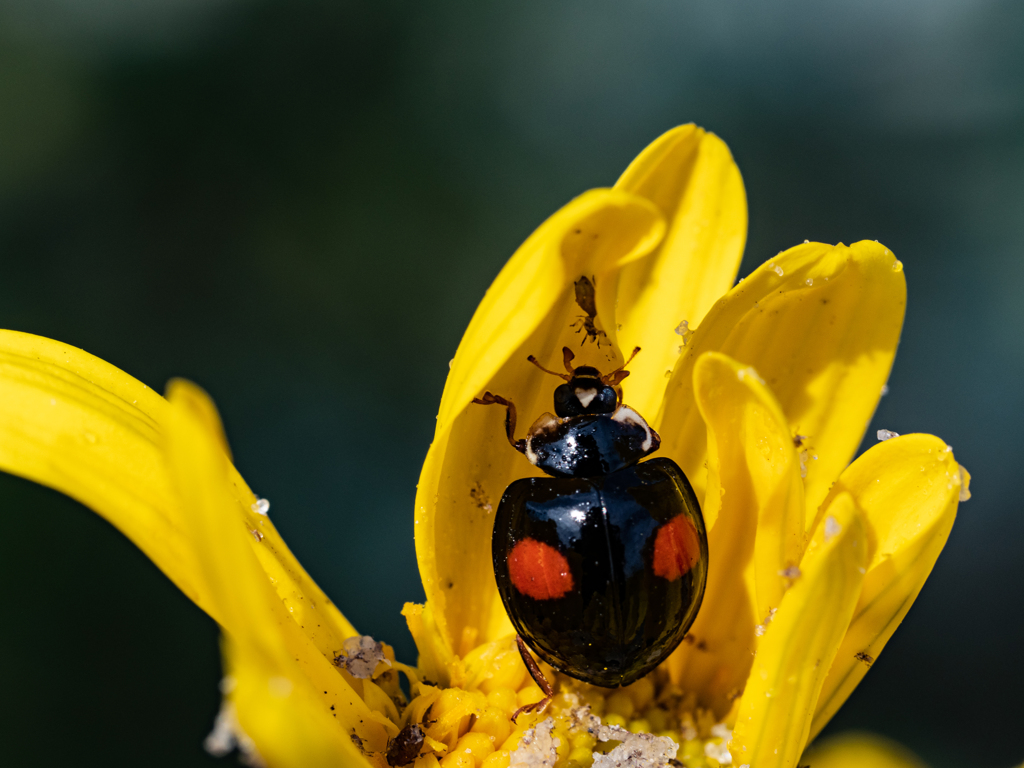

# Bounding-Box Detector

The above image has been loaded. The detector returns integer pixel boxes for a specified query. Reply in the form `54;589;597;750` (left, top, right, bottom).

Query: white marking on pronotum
525;413;560;466
612;406;654;452
575;387;598;408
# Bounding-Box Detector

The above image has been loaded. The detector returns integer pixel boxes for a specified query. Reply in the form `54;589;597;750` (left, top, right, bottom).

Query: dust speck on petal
333;635;391;679
268;676;293;698
204;700;266;767
824;515;842;542
251;498;270;515
510;718;559;768
754;607;777;637
876;429;899;441
673;320;693;349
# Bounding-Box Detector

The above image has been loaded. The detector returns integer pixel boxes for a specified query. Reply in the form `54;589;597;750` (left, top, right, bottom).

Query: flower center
354;636;737;768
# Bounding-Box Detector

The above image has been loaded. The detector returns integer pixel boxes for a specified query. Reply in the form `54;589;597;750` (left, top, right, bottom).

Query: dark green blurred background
0;1;1021;766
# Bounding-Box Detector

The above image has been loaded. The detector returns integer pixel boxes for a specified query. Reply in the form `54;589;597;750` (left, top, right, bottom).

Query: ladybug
474;346;708;714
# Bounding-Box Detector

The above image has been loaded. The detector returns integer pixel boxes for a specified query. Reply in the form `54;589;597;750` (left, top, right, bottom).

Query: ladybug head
527;347;641;419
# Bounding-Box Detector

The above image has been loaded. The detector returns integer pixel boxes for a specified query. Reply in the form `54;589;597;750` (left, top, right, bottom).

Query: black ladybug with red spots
474;346;708;714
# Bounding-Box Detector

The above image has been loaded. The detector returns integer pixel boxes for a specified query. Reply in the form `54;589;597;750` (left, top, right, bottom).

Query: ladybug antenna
601;346;641;386
527;346;576;381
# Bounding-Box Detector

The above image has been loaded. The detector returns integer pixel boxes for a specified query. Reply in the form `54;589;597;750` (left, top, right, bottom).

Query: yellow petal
417;190;666;664
731;492;867;768
224;637;373;768
613;125;748;416
658;241;906;526
809;434;960;740
437;188;665;433
802;732;929;768
165;380;380;767
667;352;805;712
0;330;359;649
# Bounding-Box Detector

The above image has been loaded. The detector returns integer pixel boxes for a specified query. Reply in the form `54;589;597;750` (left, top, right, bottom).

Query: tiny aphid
570;276;608;347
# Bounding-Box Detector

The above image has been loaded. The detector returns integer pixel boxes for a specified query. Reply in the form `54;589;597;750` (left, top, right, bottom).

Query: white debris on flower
674;320;693;353
736;367;765;385
754;607;778;637
881;383;890;396
876;429;899;441
251;498;270;515
591;728;679;768
824;515;842;542
333;635;391;679
710;723;731;740
562;705;679;768
959;464;972;502
510;718;560;768
204;700;266;767
704;739;733;765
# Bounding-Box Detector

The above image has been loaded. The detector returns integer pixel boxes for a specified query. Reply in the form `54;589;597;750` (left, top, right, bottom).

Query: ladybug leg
472;393;527;454
511;636;556;722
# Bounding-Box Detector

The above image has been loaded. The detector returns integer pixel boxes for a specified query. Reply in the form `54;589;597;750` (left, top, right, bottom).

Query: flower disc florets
370;634;737;768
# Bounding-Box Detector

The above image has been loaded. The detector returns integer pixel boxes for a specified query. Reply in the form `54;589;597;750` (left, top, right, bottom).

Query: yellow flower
0;125;967;768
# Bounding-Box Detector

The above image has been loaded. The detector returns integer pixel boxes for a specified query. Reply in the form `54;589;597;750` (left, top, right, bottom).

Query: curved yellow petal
809;433;961;740
802;732;929;768
165;381;370;768
437;188;665;432
667;352;804;713
613;125;748;417
0;331;358;674
416;190;667;667
658;240;906;525
731;492;867;768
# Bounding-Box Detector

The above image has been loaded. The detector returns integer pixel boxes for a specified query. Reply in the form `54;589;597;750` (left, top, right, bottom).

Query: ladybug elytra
474;345;708;715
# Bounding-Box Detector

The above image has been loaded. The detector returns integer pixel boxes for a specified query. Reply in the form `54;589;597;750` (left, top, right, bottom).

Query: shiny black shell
492;457;708;687
527;411;657;478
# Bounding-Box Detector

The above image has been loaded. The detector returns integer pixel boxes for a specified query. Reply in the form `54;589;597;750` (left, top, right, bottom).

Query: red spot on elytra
653;515;700;581
508;538;574;600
